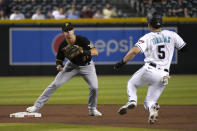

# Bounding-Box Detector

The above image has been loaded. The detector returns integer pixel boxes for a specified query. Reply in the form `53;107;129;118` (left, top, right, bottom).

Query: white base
10;112;42;118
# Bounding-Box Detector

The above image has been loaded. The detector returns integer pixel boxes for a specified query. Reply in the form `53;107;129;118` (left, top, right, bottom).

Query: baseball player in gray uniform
26;22;102;116
114;12;186;124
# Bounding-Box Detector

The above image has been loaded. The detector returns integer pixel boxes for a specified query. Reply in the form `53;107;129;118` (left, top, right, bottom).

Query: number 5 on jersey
158;45;165;59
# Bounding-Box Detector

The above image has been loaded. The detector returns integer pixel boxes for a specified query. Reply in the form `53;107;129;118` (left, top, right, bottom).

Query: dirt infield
0;105;197;131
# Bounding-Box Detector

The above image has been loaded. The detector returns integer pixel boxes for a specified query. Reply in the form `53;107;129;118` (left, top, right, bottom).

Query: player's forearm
123;52;136;63
123;46;140;63
90;48;98;56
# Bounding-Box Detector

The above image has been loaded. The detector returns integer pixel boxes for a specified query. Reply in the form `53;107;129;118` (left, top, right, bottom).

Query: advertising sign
10;27;177;65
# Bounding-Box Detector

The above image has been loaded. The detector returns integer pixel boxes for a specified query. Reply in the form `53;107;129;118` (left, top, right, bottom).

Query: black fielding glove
114;59;126;70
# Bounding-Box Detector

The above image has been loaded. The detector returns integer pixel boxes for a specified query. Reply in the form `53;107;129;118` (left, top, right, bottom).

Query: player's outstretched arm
123;46;140;63
114;46;140;70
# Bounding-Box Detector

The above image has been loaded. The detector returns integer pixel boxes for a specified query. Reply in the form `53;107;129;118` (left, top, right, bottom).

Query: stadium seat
5;0;197;19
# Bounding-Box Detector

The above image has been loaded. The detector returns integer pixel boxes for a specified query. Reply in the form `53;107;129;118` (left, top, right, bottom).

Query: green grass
0;123;176;131
0;75;197;105
0;75;196;131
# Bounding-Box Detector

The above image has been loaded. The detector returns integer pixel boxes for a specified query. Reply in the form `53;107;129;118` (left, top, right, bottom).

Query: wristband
121;59;126;64
83;50;91;56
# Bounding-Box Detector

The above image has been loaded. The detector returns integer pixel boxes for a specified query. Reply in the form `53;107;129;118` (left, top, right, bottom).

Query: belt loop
149;63;169;72
149;63;156;68
164;69;169;72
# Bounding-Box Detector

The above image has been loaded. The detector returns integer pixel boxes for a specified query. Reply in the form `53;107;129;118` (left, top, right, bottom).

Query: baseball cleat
118;100;136;115
26;106;39;113
89;109;102;116
148;103;160;124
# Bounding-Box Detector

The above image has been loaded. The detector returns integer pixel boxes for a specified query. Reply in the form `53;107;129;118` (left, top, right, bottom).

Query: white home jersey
135;30;186;70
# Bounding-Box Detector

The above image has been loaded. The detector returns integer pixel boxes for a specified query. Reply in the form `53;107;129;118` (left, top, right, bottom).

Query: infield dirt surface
0;105;196;131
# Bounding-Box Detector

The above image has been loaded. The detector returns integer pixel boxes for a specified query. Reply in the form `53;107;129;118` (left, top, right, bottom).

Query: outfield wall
0;18;196;75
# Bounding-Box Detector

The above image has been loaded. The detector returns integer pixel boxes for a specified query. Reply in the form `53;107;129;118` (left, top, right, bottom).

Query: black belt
149;63;169;72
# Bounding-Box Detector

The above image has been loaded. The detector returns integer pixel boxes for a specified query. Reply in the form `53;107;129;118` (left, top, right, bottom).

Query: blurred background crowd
0;0;197;20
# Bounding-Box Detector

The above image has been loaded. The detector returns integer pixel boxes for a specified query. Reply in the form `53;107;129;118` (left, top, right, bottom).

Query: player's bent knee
89;83;98;89
48;82;61;89
127;81;137;89
89;86;98;92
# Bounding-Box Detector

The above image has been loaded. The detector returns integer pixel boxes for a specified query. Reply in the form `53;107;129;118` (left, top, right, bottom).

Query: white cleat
26;106;39;113
148;103;160;124
118;100;136;115
89;109;102;116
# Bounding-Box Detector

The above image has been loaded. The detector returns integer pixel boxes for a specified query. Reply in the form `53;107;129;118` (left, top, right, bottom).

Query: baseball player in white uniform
114;12;186;124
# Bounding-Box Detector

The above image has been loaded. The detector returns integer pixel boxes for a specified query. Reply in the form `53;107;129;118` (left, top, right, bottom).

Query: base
10;112;42;118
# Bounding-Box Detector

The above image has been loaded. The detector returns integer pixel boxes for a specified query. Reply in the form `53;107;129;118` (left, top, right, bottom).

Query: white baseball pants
127;63;169;110
34;60;98;110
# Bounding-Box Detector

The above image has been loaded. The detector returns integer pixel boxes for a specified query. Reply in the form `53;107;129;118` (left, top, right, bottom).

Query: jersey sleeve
135;36;147;53
56;41;66;66
79;36;92;50
173;32;186;50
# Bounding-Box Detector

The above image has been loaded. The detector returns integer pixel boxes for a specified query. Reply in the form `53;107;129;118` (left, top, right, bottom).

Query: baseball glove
62;44;83;60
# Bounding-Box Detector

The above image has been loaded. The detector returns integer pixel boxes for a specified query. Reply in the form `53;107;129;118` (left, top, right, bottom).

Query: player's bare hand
56;65;63;71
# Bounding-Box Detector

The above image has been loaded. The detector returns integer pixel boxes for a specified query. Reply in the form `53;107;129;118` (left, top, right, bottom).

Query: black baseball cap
62;22;74;32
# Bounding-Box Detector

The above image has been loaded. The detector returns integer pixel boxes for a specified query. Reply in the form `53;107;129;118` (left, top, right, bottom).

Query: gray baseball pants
34;60;98;110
